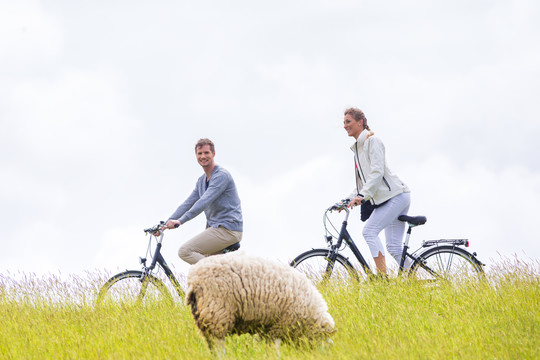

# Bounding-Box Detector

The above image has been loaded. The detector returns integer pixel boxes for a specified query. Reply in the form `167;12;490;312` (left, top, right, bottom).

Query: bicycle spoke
291;249;363;285
409;246;483;283
97;271;174;306
445;250;455;275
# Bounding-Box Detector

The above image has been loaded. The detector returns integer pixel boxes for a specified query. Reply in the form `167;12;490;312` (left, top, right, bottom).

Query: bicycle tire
408;246;484;282
96;270;174;306
290;249;362;285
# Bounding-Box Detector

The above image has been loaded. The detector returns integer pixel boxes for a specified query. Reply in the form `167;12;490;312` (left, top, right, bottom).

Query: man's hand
348;196;364;209
165;219;181;229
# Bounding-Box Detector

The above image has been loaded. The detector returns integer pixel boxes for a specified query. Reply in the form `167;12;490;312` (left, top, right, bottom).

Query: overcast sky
1;0;539;280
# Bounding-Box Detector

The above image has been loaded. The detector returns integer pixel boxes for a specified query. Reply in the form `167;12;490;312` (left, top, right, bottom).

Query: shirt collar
350;129;371;151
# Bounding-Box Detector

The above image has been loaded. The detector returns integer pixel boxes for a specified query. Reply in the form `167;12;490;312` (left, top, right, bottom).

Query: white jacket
347;129;409;205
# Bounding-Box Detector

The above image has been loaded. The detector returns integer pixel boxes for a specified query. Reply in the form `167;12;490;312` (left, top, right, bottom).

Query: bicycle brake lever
331;199;350;211
328;203;341;211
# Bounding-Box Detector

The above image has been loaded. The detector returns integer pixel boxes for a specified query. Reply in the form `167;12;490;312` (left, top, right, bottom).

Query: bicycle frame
141;231;184;299
326;205;477;280
98;222;245;306
331;209;374;276
398;220;419;272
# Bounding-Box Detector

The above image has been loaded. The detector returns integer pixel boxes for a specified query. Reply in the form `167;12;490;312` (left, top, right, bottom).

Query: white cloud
1;0;539;279
231;156;355;261
7;68;140;162
2;220;66;273
92;225;150;272
0;0;63;70
404;154;540;268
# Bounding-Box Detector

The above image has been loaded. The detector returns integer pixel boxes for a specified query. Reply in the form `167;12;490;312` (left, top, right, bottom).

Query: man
163;138;243;264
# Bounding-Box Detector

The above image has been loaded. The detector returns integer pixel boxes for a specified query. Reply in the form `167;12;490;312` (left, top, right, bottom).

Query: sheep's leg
206;337;226;358
273;338;282;358
317;336;334;352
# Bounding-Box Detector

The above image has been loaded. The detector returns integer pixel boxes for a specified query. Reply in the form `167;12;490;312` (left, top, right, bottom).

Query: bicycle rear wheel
290;249;361;285
408;246;484;282
96;270;174;306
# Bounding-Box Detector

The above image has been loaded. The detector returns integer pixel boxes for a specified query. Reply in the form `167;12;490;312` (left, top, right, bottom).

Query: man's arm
177;171;230;224
167;186;200;226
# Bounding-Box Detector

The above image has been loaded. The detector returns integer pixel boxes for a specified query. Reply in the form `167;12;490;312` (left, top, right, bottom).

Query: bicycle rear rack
422;239;469;247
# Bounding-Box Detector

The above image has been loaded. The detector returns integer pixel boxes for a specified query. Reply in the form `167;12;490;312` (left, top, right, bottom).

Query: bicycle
290;199;484;284
96;221;240;306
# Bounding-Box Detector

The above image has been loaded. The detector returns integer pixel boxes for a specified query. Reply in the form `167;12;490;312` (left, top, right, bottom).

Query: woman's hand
348;196;364;209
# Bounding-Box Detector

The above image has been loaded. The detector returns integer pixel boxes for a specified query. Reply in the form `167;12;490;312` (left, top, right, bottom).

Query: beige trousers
178;226;242;264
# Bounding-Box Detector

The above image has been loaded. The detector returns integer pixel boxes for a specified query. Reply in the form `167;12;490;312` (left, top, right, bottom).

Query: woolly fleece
186;252;335;345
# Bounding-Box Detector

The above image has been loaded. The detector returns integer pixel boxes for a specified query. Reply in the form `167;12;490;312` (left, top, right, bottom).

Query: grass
0;258;539;360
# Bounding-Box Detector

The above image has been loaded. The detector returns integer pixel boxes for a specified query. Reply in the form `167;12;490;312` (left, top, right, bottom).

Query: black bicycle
96;222;240;306
290;200;484;284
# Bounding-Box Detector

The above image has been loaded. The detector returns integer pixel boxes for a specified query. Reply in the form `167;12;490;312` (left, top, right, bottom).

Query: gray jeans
362;192;411;266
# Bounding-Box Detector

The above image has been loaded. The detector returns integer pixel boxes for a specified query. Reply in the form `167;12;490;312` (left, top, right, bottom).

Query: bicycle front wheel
409;246;484;282
96;270;174;306
290;249;361;285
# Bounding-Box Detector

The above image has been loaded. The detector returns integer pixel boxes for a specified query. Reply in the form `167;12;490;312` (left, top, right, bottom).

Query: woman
343;108;411;275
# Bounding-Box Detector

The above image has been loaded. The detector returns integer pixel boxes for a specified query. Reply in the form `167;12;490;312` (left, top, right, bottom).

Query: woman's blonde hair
344;107;370;131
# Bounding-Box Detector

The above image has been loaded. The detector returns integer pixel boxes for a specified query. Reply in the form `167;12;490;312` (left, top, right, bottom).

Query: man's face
196;144;215;169
343;114;363;139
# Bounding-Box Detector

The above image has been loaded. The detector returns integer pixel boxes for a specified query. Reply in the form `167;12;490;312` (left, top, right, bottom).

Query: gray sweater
169;164;243;232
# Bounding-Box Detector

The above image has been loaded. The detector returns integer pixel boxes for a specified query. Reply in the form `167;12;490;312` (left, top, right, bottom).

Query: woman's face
343;114;363;139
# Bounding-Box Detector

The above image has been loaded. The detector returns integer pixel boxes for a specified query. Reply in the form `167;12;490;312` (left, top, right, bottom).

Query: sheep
185;252;335;353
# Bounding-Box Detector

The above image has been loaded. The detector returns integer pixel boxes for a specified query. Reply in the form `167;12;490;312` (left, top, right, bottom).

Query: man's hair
344;107;370;131
195;138;215;153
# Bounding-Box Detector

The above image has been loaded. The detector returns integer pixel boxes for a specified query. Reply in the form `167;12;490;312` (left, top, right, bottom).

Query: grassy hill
1;258;538;359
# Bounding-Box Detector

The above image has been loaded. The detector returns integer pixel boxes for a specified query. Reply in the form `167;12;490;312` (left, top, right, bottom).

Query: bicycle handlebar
143;221;179;234
328;199;351;212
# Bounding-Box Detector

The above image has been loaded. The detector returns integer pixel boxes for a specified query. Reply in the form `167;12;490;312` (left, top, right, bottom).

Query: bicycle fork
323;247;339;278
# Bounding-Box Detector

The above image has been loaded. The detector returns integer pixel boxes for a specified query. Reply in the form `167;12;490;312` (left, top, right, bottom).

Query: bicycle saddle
398;215;427;226
222;242;241;253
